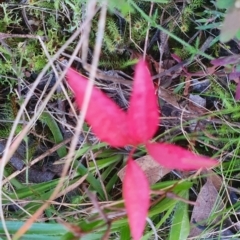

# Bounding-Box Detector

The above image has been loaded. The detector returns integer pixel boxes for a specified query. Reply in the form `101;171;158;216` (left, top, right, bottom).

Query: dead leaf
189;94;206;109
205;170;223;191
118;155;171;185
189;173;224;238
191;171;240;238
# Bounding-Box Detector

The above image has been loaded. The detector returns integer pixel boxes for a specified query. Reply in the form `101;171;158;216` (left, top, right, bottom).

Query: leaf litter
117;155;171;185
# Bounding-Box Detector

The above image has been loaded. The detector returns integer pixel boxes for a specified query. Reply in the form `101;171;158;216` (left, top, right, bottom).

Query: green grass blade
77;163;105;200
169;190;190;240
0;221;67;235
39;112;67;158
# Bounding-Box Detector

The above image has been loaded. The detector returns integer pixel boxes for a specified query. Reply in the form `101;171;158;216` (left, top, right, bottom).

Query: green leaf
119;225;131;240
88;155;122;171
196;22;221;30
216;0;235;9
169;191;190;240
142;205;175;240
107;0;134;15
0;221;67;235
77;164;105;200
39;112;67;158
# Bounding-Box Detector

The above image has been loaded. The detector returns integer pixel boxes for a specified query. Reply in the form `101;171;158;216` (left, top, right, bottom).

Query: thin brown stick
0;32;45;40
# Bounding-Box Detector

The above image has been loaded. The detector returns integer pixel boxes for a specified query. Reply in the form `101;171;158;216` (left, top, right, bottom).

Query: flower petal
66;68;130;147
147;142;218;171
123;157;150;240
127;60;159;145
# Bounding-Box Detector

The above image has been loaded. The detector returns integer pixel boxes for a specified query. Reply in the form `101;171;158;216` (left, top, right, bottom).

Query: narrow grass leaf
142;205;175;240
77;163;105;200
146;143;218;170
127;60;159;144
119;225;131;240
39;112;67;158
66;68;130;147
0;221;67;235
123;158;150;240
169;191;190;240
